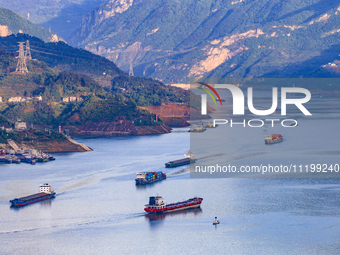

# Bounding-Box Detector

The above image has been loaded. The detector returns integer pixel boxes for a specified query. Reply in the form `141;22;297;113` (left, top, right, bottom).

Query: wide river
1;96;340;254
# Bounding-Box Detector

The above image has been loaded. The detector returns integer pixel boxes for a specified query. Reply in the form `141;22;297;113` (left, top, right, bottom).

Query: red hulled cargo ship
265;134;283;144
144;196;203;214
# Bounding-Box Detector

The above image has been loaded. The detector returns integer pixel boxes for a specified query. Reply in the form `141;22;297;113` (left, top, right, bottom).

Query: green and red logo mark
197;82;223;106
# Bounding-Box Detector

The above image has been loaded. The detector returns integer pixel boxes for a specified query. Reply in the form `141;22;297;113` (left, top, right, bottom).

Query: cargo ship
135;171;166;185
265;134;283;144
10;183;56;207
144;196;203;214
165;150;196;168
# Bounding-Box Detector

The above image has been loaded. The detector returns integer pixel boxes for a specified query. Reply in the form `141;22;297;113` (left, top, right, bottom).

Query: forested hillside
0;34;190;128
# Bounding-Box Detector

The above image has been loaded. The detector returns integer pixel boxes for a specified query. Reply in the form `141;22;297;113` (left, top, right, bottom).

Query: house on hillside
15;121;27;130
8;97;22;103
63;96;83;103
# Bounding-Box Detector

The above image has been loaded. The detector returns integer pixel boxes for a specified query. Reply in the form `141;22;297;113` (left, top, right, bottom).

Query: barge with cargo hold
10;183;56;207
135;172;166;185
165;151;196;168
144;196;203;214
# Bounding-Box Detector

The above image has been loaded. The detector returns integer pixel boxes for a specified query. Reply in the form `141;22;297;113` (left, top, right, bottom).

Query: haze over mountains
0;8;63;42
1;0;340;84
0;0;107;41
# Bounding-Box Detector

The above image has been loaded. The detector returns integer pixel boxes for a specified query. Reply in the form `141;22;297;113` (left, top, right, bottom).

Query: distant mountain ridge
69;0;340;83
0;7;63;43
0;0;107;41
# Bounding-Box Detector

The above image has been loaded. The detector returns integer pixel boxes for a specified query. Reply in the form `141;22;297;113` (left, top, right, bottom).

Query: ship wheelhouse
145;196;166;210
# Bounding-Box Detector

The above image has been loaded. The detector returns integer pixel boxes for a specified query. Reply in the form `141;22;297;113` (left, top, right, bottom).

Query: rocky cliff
70;0;340;83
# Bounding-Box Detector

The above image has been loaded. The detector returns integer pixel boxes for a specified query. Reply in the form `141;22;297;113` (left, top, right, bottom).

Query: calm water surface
1;101;340;254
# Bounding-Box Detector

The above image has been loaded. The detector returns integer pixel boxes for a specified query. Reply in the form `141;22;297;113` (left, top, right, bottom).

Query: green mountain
0;34;190;127
0;33;190;106
0;46;160;128
69;0;340;83
0;7;62;42
0;0;107;41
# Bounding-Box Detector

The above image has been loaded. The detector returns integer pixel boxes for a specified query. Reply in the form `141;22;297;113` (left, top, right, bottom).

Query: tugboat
165;150;196;168
10;183;56;207
265;134;283;144
144;196;203;214
135;172;166;185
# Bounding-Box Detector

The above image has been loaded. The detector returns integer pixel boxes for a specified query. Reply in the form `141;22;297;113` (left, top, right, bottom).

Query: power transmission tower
26;40;32;60
129;63;134;76
15;42;28;73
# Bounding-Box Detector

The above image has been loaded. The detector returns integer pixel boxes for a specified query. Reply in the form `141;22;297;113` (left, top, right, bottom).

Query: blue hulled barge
10;183;56;207
135;172;166;185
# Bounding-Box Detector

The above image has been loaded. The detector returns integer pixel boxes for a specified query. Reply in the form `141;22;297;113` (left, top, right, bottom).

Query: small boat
48;155;56;161
275;105;281;113
215;98;226;103
144;196;203;214
290;121;298;126
188;124;206;132
265;134;283;144
213;217;220;225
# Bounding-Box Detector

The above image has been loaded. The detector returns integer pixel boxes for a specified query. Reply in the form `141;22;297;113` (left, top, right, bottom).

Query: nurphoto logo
200;84;312;128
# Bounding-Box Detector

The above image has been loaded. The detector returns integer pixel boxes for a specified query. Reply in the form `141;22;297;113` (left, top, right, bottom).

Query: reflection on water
135;180;167;190
39;198;53;208
145;208;203;221
145;208;203;230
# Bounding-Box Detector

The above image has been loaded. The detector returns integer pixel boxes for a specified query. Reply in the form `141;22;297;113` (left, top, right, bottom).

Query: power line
1;44;118;67
129;63;134;76
26;40;32;60
15;42;28;73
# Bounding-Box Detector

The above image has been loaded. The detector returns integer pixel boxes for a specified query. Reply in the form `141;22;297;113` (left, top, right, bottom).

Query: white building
8;97;22;103
35;96;42;101
63;96;82;103
15;121;27;130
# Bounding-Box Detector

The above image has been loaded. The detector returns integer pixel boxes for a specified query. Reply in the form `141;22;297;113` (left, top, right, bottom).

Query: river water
1;97;340;254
